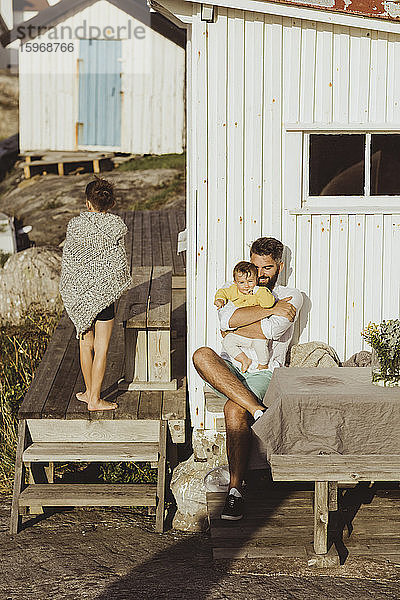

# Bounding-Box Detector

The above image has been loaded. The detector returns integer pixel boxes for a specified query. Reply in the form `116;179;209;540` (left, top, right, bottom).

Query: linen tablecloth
251;367;400;463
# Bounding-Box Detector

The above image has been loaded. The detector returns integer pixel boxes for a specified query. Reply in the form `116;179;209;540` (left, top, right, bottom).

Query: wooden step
19;484;157;507
23;442;159;463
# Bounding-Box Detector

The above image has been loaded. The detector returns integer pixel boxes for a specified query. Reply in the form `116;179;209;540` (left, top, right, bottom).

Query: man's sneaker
220;490;244;521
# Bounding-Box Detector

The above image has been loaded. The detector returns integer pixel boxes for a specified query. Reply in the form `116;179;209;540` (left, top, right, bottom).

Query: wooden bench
270;454;400;566
119;266;177;391
10;274;186;535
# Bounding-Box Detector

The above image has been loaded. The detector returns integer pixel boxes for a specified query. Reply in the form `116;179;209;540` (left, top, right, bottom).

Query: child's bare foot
239;356;252;373
87;398;118;411
76;391;89;403
257;364;269;370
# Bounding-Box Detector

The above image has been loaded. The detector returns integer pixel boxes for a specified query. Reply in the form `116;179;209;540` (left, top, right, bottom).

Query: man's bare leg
192;347;262;416
193;346;262;495
224;400;252;493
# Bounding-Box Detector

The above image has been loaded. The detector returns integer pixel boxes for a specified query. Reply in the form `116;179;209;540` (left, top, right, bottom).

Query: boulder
170;454;210;532
171;430;228;532
0;247;63;325
290;341;341;367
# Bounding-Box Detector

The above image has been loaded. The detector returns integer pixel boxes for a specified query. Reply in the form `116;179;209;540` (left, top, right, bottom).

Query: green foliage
362;319;400;382
0;250;11;268
138;171;185;211
99;462;157;484
0;307;62;492
117;153;185;172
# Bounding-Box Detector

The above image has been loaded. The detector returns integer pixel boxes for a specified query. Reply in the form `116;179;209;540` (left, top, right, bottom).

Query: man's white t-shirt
218;284;303;371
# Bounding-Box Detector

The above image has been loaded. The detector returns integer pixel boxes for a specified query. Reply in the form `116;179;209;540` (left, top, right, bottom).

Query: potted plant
361;320;400;387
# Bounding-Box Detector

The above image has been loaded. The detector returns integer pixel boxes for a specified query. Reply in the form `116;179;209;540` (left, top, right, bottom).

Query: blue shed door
78;39;122;147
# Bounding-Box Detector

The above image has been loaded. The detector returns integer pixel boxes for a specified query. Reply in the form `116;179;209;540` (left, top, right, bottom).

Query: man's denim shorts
206;359;273;406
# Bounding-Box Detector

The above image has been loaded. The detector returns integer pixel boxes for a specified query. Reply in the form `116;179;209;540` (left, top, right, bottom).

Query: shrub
0;308;61;492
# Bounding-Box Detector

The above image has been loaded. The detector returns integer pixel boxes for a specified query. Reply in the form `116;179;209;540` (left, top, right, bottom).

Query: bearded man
192;237;303;520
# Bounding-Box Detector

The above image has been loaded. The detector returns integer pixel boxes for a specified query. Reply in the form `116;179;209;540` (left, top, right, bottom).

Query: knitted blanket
59;211;132;339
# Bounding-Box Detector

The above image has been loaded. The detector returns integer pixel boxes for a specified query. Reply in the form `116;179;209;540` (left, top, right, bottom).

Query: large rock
0;169;181;247
171;430;227;532
290;341;341;367
0;247;63;325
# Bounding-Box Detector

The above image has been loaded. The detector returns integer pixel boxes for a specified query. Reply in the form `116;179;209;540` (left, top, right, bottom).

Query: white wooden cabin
3;0;185;153
151;0;400;431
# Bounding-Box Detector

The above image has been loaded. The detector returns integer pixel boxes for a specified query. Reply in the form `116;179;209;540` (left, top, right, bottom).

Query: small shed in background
152;0;400;431
2;0;186;154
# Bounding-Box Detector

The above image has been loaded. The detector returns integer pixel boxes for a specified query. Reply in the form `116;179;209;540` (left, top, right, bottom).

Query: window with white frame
303;132;400;207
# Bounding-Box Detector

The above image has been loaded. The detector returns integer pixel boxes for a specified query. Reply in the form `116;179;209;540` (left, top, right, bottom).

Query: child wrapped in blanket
214;261;276;373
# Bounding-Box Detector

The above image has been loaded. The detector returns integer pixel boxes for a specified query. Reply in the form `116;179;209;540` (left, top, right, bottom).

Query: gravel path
1;496;399;600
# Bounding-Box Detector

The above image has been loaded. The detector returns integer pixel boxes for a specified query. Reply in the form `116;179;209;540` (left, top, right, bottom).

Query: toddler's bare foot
239;356;252;373
76;391;89;403
257;364;269;370
87;398;118;411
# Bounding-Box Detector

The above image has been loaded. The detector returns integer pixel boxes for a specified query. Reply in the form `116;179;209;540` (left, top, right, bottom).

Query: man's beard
258;269;279;291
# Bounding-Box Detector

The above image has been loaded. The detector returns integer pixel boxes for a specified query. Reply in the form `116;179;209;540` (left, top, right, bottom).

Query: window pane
371;134;400;195
309;134;365;196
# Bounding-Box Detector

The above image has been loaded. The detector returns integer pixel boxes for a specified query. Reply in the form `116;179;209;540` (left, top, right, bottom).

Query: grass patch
0;307;62;492
136;171;185;211
100;462;157;484
118;153;186;172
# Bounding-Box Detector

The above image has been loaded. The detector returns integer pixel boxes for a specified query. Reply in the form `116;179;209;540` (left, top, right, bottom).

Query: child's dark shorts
94;302;115;322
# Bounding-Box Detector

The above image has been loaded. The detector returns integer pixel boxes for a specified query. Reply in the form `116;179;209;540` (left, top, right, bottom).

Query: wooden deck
18;207;186;425
120;208;186;281
12;207;187;534
207;481;400;568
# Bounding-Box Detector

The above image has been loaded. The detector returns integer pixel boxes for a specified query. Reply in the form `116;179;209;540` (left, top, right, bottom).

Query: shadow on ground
1;492;400;600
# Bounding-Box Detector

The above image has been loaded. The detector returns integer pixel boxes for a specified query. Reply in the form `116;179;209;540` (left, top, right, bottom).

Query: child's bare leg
88;319;118;411
77;328;95;403
222;333;254;373
234;351;253;373
252;339;270;371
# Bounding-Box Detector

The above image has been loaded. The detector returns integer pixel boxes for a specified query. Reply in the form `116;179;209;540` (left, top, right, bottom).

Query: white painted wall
19;0;185;153
186;7;400;428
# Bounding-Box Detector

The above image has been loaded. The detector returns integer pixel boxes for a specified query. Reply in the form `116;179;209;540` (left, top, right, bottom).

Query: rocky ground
0;165;184;248
0;495;399;600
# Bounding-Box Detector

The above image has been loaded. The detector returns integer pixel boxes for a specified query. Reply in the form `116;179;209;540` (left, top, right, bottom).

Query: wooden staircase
11;410;174;535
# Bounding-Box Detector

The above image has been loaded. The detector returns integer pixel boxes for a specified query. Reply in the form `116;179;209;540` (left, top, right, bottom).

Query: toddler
214;261;275;372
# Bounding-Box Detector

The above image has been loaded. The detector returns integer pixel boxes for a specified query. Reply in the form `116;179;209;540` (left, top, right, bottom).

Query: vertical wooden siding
188;10;400;428
19;0;185;154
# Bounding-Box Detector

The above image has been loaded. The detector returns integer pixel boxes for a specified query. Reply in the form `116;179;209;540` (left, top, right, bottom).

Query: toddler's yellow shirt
215;283;275;308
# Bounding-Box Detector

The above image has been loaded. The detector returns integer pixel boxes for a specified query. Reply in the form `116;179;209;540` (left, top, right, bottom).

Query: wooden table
252;367;400;566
